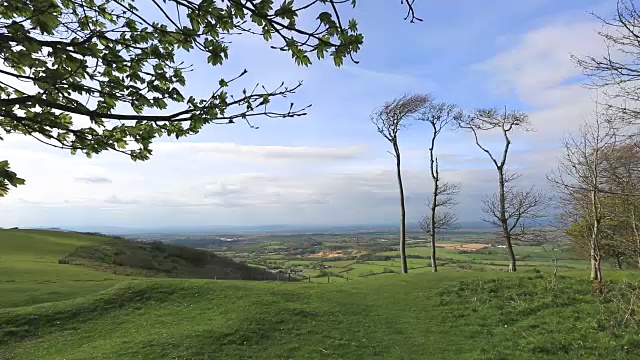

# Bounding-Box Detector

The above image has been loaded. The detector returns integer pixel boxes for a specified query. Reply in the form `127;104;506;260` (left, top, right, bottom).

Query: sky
0;0;617;229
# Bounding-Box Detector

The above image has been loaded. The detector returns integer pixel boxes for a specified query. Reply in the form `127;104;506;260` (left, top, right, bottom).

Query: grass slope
0;229;275;308
59;236;278;281
2;230;640;359
2;273;640;359
0;229;123;308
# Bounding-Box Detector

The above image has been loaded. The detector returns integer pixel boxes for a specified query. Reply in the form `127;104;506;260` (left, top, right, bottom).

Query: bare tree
572;0;640;125
371;94;431;274
457;107;532;272
417;101;461;272
548;112;619;281
481;178;550;266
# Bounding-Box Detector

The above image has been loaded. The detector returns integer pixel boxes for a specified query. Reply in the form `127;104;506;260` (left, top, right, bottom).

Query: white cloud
2;163;500;227
154;142;369;164
476;19;605;138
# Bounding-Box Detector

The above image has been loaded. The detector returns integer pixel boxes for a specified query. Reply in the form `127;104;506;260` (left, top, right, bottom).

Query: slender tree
0;0;421;195
548;113;619;281
417;101;460;272
457;107;531;272
372;94;431;274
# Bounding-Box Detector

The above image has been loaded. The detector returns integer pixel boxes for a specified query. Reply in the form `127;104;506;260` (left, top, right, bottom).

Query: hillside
1;230;640;359
58;234;278;281
0;230;276;308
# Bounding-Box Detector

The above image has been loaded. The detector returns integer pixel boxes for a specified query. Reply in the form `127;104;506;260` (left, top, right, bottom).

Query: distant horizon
13;221;505;235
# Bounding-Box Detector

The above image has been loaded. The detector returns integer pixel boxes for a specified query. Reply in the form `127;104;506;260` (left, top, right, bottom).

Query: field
2;229;640;359
191;230;593;282
437;243;489;251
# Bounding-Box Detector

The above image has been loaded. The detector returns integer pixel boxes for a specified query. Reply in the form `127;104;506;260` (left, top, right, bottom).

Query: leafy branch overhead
0;160;24;197
0;0;420;166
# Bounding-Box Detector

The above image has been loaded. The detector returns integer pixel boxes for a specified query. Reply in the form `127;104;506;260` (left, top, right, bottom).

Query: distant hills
25;221;498;236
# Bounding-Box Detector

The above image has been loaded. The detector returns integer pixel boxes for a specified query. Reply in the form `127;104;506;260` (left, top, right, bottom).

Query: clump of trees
372;96;544;274
549;0;640;282
368;0;640;284
550;113;640;280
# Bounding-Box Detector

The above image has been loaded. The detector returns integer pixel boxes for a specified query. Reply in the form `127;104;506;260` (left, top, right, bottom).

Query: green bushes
58;237;279;281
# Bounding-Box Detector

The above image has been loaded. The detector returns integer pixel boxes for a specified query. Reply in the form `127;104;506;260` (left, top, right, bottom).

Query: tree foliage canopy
0;160;24;197
0;0;420;194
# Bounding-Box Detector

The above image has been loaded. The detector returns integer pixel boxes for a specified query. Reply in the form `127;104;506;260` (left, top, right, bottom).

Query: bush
113;252;156;270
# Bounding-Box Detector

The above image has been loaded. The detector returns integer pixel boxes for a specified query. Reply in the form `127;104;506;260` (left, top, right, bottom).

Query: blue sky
0;0;615;228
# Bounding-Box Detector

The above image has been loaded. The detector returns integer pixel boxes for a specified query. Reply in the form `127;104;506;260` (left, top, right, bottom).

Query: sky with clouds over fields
0;0;618;229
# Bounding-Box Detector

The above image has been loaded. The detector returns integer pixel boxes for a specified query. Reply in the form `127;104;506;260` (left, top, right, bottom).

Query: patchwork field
436;243;489;251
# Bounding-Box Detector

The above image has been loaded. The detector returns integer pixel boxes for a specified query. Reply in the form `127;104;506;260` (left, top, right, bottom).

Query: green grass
0;229;275;308
0;230;124;308
377;245;593;270
3;273;640;359
2;229;640;359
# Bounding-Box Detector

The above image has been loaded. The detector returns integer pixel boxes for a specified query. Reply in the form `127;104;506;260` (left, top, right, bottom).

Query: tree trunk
590;216;602;281
498;168;517;272
551;251;558;289
429;130;438;273
395;144;408;274
506;235;517;272
591;248;602;281
615;255;623;270
631;207;640;268
590;183;603;282
430;194;437;273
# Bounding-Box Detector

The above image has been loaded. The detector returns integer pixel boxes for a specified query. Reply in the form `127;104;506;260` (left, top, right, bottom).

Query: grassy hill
59;234;278;281
2;229;640;359
0;229;276;308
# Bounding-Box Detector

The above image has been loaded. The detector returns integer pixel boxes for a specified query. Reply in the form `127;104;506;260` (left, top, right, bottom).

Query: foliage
371;94;432;143
59;237;280;280
0;160;24;196
554;118;640;275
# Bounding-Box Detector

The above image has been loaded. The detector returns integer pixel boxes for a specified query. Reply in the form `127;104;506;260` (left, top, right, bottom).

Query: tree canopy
0;160;24;197
0;0;420;194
